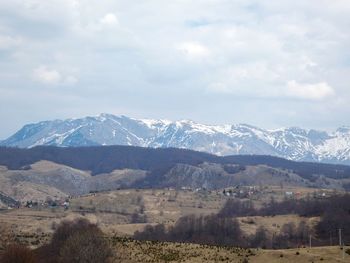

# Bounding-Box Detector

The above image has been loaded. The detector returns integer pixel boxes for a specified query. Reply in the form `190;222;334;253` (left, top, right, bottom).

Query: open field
0;187;330;248
0;187;349;263
1;209;348;262
0;208;318;247
111;238;350;263
0;187;347;262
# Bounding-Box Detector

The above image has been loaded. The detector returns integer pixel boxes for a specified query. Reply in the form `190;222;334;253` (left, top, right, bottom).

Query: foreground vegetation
1;218;113;263
1;218;349;263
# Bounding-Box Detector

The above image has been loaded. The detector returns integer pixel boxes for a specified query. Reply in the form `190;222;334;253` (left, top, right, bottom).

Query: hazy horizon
1;1;350;138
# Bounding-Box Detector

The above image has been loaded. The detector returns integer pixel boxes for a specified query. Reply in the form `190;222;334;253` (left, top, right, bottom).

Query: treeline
220;194;350;243
223;155;350;181
134;194;350;248
134;214;313;249
134;215;243;246
219;194;350;218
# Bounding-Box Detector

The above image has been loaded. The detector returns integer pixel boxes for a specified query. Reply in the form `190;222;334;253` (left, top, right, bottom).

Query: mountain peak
336;126;350;134
1;114;349;165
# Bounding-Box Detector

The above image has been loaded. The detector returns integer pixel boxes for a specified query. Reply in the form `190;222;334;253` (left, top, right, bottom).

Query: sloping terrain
141;163;347;190
2;146;350;179
0;146;350;202
2;114;350;164
0;161;146;201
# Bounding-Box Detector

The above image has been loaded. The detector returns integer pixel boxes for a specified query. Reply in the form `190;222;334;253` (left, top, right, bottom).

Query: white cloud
0;0;349;137
207;82;230;93
286;80;335;100
65;75;78;85
177;42;210;59
100;13;119;27
33;66;62;85
0;35;22;49
299;56;318;70
33;66;78;85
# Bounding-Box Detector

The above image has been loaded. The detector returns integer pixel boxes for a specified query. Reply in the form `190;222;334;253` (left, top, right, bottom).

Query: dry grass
251;246;349;263
0;187;326;248
239;214;319;236
110;237;350;263
0;187;348;262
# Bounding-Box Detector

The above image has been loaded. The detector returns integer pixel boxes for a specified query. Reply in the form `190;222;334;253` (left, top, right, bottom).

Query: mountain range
1;113;350;165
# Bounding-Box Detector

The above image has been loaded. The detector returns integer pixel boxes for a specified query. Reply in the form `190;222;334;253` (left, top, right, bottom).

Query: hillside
0;146;350;201
2;146;350;178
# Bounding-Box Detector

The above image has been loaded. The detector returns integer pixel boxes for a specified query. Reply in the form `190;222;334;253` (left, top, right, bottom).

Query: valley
1;146;350;262
2;187;316;240
1;187;348;262
2;0;349;261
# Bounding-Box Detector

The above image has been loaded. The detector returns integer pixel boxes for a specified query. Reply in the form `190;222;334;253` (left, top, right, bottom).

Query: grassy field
111;238;349;263
0;187;329;246
0;187;346;262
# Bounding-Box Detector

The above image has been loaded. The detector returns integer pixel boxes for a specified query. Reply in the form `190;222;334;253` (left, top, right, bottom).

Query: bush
37;218;113;263
59;229;112;263
1;244;36;263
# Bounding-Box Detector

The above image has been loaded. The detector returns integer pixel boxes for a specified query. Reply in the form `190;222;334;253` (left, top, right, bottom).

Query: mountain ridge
1;113;350;165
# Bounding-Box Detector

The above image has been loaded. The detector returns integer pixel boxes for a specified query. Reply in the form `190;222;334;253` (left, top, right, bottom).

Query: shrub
1;244;36;263
37;218;113;263
58;229;112;263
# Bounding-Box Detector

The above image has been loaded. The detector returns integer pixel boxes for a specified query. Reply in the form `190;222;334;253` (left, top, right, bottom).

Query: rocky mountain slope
1;113;350;164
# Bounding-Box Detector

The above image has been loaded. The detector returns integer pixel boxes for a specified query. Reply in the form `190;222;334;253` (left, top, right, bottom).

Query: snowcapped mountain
1;113;350;165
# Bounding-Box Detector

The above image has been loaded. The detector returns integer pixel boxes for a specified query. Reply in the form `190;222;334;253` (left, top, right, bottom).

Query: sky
0;0;350;139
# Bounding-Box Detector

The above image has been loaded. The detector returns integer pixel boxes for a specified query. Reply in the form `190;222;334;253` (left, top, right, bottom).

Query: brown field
111;238;349;263
0;187;346;262
0;187;327;239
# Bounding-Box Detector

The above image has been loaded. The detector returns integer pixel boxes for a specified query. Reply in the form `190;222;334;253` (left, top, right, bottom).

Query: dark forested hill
223;155;350;181
1;146;350;180
0;146;219;175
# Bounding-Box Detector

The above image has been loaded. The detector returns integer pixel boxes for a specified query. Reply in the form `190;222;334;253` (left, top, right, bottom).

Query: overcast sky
0;0;350;139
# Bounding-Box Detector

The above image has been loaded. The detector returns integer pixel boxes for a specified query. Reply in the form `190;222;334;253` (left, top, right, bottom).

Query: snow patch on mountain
1;114;350;165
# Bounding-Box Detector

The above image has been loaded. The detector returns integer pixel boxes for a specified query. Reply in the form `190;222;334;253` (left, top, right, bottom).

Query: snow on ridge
30;125;86;148
140;118;172;128
3;113;350;164
315;133;350;159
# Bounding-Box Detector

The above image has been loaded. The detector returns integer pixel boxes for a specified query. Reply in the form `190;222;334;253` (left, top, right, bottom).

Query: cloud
33;66;62;85
0;0;350;138
33;66;79;86
0;35;22;49
286;80;335;100
207;82;230;93
65;75;78;85
100;13;119;27
177;42;210;59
